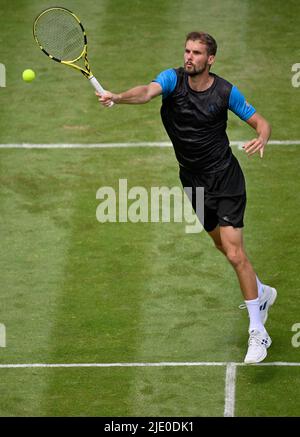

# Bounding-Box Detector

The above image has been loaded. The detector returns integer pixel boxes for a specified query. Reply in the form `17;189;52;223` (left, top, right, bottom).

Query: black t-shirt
155;68;255;173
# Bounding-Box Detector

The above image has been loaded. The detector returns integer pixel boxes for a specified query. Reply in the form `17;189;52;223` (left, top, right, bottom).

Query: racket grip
89;76;114;107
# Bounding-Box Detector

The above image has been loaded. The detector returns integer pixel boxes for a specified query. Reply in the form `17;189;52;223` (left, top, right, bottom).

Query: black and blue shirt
153;68;256;172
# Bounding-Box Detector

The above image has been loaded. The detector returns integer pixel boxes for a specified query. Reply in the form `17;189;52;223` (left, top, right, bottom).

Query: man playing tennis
97;32;277;364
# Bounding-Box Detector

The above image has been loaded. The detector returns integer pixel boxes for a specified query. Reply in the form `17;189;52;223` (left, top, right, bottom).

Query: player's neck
188;71;214;92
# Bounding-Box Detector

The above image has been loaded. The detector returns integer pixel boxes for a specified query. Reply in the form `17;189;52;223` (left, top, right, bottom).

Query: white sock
245;297;266;333
256;275;264;299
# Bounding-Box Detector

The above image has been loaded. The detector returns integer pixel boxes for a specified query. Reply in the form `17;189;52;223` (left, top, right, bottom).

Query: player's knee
226;248;246;268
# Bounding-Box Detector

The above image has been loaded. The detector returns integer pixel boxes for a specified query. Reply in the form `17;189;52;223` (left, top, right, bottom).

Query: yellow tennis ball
22;69;36;82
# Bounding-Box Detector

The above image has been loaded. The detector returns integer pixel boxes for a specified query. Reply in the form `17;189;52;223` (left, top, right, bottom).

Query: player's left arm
243;112;272;158
228;86;272;158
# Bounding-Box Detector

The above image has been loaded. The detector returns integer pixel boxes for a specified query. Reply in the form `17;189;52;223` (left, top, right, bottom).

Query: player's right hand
96;91;119;107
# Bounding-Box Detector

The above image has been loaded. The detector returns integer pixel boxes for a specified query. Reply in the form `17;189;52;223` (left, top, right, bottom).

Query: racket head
33;7;86;63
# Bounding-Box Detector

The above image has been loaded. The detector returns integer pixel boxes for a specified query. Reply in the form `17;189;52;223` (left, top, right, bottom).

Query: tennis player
97;32;277;364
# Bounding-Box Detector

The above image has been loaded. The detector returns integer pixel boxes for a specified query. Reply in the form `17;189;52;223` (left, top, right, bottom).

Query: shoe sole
244;347;267;364
262;287;277;324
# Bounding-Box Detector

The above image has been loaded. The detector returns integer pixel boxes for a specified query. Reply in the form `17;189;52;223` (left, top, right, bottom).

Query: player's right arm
97;82;162;107
97;68;177;107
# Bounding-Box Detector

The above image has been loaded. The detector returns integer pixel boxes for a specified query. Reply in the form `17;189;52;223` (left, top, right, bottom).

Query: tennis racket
33;6;113;106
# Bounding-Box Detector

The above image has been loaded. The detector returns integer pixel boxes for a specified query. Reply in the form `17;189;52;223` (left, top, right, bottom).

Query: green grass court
1;0;300;417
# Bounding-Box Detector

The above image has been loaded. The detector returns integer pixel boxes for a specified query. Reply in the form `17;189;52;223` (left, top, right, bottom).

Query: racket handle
89;76;114;107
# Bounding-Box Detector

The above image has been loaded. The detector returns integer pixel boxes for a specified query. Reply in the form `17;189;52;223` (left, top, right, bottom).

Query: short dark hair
185;32;217;56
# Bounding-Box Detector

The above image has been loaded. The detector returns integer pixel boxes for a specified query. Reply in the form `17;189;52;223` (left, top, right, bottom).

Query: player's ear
208;55;215;67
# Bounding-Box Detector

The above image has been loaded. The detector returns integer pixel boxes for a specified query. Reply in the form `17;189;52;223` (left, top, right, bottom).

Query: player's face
184;40;214;76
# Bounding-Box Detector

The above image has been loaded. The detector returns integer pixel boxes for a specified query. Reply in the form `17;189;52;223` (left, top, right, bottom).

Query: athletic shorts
179;154;247;232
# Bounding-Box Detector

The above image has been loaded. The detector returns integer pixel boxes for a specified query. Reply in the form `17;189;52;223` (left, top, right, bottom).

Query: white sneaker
259;285;277;324
244;329;272;364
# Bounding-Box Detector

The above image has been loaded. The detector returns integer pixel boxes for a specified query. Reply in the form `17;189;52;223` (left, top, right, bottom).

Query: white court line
0;361;226;368
0;142;173;149
224;363;237;417
0;141;300;149
1;361;299;417
0;361;300;368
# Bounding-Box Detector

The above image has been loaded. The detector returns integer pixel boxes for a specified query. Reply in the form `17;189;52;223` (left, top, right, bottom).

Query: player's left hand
243;137;265;158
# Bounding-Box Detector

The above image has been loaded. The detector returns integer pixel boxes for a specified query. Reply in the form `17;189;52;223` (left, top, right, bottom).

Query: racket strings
35;9;85;62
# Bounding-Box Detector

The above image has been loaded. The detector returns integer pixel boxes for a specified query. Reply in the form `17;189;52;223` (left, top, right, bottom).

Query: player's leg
207;225;226;255
208;226;270;301
219;225;273;363
208;225;270;301
209;224;264;332
219;226;258;301
208;224;276;324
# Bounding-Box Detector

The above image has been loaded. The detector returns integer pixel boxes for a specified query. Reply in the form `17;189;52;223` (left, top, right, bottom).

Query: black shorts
179;154;246;232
